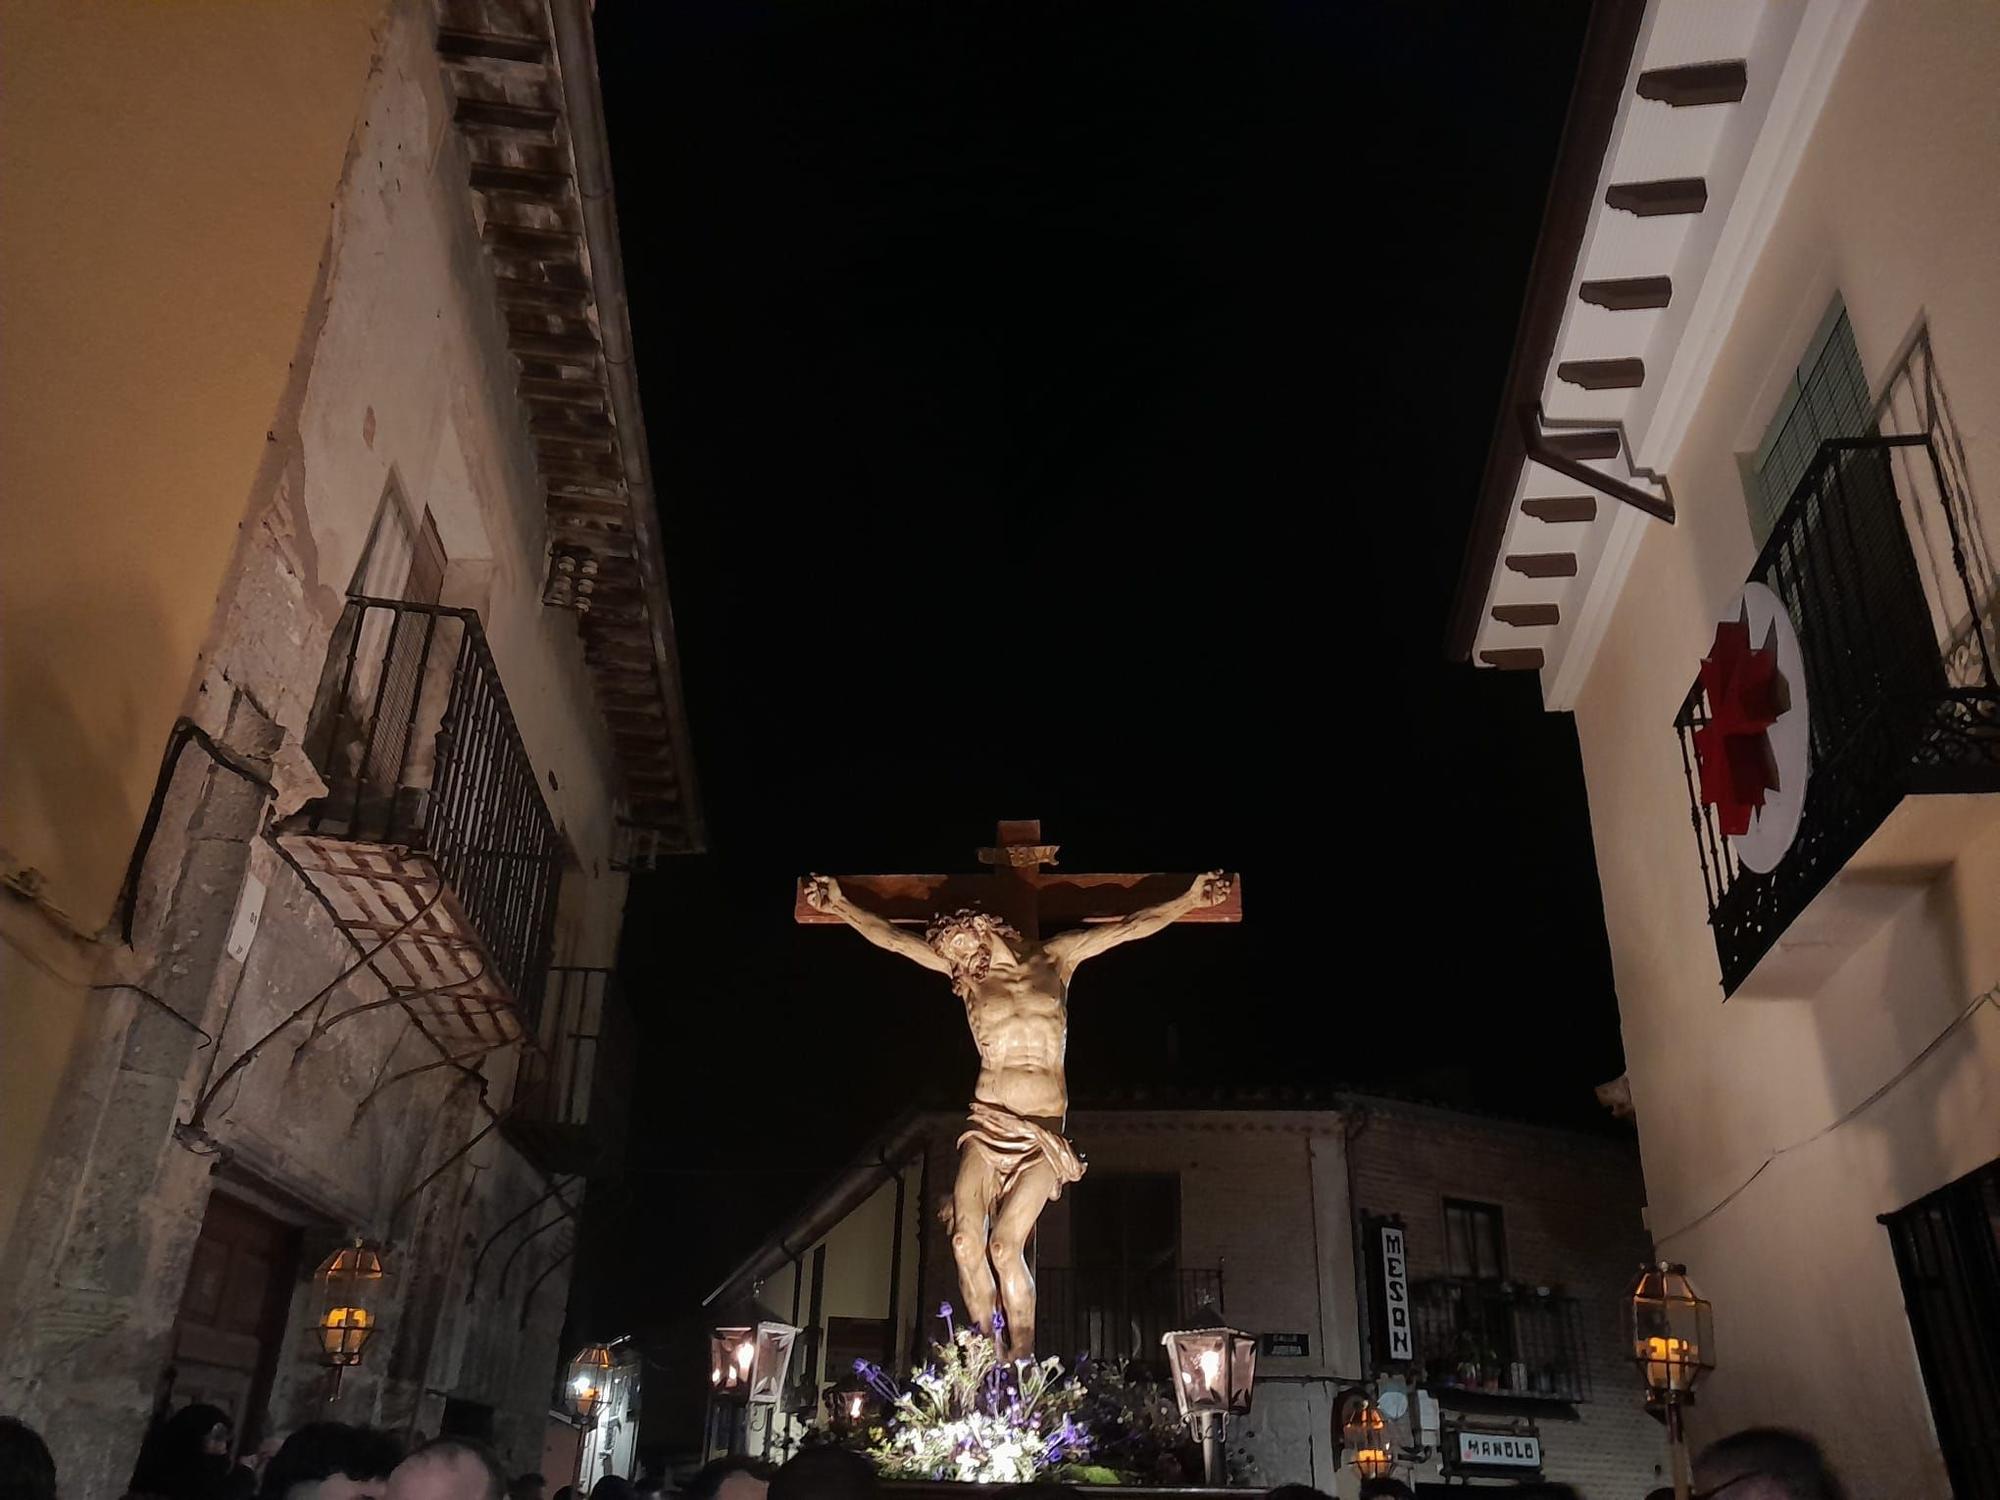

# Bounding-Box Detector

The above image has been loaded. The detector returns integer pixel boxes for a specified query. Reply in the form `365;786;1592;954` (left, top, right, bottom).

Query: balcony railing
1405;1278;1589;1402
1036;1265;1223;1368
506;967;633;1178
1676;436;2000;994
282;598;565;1042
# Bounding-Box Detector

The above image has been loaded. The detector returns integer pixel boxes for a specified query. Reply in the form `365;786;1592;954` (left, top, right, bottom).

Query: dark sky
581;0;1611;1391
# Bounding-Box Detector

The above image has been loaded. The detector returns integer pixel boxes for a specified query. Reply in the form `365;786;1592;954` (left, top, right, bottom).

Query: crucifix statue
798;819;1241;1361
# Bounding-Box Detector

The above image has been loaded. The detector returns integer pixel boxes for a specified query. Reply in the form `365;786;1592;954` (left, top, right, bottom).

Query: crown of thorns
925;908;1019;961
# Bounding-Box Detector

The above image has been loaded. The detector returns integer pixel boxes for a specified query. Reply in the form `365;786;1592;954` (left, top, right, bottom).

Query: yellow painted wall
1574;4;2000;1493
0;0;384;930
0;1;384;1251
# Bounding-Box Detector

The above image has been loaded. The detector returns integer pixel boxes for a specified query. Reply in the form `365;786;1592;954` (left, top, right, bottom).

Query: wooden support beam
1505;553;1578;579
1606;178;1708;216
454;97;561;135
470;161;574;199
1556;358;1645;390
1578;276;1673;311
1636;60;1747;106
437;28;549;65
1540;430;1621;461
1479;648;1545;670
1520;494;1598;524
1492;603;1561;627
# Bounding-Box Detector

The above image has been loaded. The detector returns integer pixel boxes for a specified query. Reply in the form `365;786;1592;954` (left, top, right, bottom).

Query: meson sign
1380;1223;1412;1360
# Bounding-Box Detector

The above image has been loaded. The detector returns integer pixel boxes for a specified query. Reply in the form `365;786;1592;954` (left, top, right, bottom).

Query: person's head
585;1481;632;1500
1693;1429;1845;1500
1357;1482;1414;1500
680;1457;774;1500
925;909;1019;982
384;1441;506;1500
508;1477;545;1500
0;1418;57;1500
260;1424;403;1500
996;1486;1079;1499
768;1448;876;1500
1268;1487;1334;1500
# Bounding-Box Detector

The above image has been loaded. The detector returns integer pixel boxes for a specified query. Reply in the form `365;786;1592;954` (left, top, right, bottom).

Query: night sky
580;0;1610;1426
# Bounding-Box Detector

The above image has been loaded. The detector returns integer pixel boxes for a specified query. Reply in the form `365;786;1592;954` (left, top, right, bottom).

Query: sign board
1381;1224;1412;1360
1261;1332;1310;1358
1457;1431;1541;1468
1443;1423;1543;1479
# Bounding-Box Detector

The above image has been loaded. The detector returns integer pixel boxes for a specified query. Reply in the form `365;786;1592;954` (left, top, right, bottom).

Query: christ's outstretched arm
1044;871;1232;979
803;875;954;976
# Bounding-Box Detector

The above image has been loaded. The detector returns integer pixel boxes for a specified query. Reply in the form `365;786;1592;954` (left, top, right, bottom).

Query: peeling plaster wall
0;3;631;1487
0;0;386;1300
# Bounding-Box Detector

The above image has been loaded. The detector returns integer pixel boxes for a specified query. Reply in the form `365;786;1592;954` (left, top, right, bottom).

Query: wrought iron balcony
1675;436;2000;995
505;967;632;1178
279;598;565;1045
1405;1278;1589;1403
1036;1264;1224;1368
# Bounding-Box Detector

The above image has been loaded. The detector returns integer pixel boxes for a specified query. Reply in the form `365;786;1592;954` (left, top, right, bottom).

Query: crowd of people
0;1406;1849;1500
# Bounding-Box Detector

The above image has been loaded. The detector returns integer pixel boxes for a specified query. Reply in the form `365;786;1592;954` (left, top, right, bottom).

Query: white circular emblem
1730;581;1811;874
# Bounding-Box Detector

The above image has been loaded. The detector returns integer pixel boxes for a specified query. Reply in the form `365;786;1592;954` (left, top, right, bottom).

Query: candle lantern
313;1241;389;1396
1343;1398;1395;1480
566;1343;616;1421
1161;1326;1259;1485
710;1322;798;1404
710;1326;756;1399
1626;1262;1715;1500
828;1371;877;1430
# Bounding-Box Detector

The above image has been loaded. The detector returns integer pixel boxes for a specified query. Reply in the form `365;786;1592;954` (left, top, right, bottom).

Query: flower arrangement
852;1305;1096;1485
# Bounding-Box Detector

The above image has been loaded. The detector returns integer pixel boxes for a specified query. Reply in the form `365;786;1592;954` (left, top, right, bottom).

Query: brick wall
1347;1097;1664;1500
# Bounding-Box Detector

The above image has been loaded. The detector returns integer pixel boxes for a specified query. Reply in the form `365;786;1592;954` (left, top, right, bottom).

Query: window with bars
1881;1157;2000;1498
1741;301;1874;547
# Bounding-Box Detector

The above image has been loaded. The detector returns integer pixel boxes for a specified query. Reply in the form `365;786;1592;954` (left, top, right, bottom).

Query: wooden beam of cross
792;819;1243;940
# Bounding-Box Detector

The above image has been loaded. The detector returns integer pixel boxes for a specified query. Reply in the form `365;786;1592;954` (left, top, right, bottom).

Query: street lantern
313;1241;388;1397
710;1322;798;1404
1627;1263;1715;1500
710;1326;756;1398
1162;1326;1258;1485
1344;1398;1395;1481
828;1371;877;1431
566;1343;615;1421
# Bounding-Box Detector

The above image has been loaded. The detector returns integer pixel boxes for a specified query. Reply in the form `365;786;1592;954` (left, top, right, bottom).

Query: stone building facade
0;2;697;1492
706;1097;1663;1497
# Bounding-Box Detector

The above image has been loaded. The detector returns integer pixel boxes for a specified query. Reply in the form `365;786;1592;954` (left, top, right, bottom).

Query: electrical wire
1656;980;2000;1247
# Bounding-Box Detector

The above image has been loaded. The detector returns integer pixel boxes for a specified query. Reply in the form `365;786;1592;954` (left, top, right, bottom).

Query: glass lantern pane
750;1323;797;1404
1228;1333;1258;1414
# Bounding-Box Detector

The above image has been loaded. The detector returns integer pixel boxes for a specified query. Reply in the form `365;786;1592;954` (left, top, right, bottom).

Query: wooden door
167;1191;301;1448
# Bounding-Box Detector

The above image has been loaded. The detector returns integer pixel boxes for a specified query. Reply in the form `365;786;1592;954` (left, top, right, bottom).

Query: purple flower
938;1302;956;1337
990;1308;1006;1333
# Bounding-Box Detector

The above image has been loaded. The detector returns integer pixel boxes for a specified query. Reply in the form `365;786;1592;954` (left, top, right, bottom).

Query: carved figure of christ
799;824;1236;1362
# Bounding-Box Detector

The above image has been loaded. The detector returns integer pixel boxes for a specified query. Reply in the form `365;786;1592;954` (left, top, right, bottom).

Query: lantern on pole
709;1322;799;1458
566;1343;616;1422
313;1241;389;1398
1343;1397;1395;1481
1627;1262;1714;1500
1161;1326;1258;1485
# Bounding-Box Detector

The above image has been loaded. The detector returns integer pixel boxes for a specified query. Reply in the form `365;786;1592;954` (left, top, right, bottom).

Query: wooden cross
792;819;1243;940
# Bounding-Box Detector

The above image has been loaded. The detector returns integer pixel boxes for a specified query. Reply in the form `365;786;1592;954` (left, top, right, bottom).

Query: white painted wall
1574;3;2000;1493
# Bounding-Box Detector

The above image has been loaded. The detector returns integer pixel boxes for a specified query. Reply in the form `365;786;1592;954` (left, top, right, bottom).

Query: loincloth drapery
957;1101;1086;1201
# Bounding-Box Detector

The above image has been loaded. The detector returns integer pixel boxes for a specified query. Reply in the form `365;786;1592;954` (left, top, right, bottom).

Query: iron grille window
1742;303;1873;548
1674;434;2000;994
1882;1159;2000;1498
